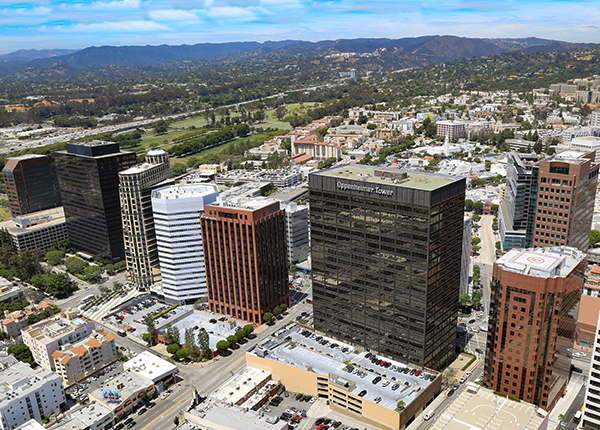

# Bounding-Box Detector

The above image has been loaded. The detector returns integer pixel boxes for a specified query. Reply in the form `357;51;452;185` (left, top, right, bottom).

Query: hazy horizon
1;0;599;55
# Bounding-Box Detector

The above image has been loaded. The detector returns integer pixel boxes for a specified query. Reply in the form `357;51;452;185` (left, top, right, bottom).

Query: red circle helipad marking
527;256;545;264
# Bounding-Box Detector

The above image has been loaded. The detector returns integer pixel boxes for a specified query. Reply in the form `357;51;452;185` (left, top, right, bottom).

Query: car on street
448;388;456;396
358;390;367;397
127;422;136;429
137;408;147;415
475;348;484;354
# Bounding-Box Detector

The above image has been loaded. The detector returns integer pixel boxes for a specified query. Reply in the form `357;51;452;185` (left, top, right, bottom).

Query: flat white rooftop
211;366;270;405
152;183;218;200
123;351;178;383
497;246;585;278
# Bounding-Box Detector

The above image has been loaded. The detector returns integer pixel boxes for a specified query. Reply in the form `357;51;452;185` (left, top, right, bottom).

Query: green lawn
0;208;11;221
171;116;209;129
132;130;191;153
136;104;297;156
170;133;271;166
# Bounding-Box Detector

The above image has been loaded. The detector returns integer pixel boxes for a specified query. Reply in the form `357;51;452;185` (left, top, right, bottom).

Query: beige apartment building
52;329;118;386
22;309;95;370
0;301;53;338
118;149;172;290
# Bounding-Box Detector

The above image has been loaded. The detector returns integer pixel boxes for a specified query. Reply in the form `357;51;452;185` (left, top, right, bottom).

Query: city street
67;273;314;430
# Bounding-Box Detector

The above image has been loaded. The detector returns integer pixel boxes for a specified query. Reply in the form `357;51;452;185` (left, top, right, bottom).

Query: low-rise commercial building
22;310;95;371
585;266;600;297
0;277;24;305
56;402;112;430
88;369;155;421
51;329;117;387
215;169;303;188
0;355;67;430
0;302;53;338
576;294;600;352
0;207;68;252
123;351;178;390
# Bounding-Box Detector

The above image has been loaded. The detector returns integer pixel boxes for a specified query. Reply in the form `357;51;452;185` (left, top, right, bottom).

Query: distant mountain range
0;36;593;79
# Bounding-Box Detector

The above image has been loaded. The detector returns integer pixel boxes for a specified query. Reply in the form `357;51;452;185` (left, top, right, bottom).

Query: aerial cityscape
2;4;600;430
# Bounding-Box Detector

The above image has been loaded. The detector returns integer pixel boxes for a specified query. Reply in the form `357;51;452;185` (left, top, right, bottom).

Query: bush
167;344;179;354
176;348;189;359
65;256;88;275
216;340;229;351
152;304;178;319
8;343;34;364
45;250;65;266
461;354;477;371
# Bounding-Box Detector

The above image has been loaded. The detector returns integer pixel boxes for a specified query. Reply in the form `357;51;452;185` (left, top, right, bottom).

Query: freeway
0;84;326;155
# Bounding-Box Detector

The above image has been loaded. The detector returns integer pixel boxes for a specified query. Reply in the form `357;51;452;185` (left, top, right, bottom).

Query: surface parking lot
66;362;123;401
105;296;186;336
262;390;315;428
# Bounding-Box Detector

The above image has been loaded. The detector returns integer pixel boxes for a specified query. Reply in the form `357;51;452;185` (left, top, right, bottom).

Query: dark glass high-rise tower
55;141;137;262
309;165;465;370
2;154;61;217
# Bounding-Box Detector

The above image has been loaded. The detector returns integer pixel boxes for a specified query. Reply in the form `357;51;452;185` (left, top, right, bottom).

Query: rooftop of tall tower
496;246;585;279
315;164;462;191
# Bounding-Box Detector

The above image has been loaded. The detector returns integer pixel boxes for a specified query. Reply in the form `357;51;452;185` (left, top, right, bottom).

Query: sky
1;0;600;55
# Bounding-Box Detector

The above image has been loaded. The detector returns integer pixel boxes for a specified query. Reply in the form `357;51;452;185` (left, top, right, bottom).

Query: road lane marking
220;355;245;373
141;393;191;430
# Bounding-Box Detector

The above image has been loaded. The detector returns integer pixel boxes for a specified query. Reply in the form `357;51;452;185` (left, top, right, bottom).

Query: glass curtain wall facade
55;141;137;262
309;166;465;370
2;154;61;217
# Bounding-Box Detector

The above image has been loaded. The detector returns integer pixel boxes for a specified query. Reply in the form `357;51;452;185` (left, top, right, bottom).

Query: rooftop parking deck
252;325;435;412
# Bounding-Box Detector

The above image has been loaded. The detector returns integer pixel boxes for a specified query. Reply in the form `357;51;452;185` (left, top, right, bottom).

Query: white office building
151;184;219;304
0;356;66;430
571;136;600;160
583;308;600;429
281;202;310;264
461;216;472;296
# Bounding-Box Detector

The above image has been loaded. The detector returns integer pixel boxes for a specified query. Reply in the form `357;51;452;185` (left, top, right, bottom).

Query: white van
424;410;435;420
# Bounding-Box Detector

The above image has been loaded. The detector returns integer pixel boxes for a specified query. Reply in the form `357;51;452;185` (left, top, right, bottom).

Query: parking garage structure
246;324;441;430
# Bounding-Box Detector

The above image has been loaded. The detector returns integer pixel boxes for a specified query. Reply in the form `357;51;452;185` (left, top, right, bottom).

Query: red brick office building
484;247;586;411
201;197;289;324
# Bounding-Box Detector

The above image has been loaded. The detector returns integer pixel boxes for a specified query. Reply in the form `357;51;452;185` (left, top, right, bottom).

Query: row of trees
168;125;248;157
263;304;288;323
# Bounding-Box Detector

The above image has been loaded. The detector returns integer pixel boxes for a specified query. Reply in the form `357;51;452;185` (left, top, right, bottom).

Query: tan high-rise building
119;149;172;290
525;150;599;251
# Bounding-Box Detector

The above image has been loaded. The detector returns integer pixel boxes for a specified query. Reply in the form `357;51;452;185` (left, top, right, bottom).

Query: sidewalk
406;386;449;430
547;379;583;429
